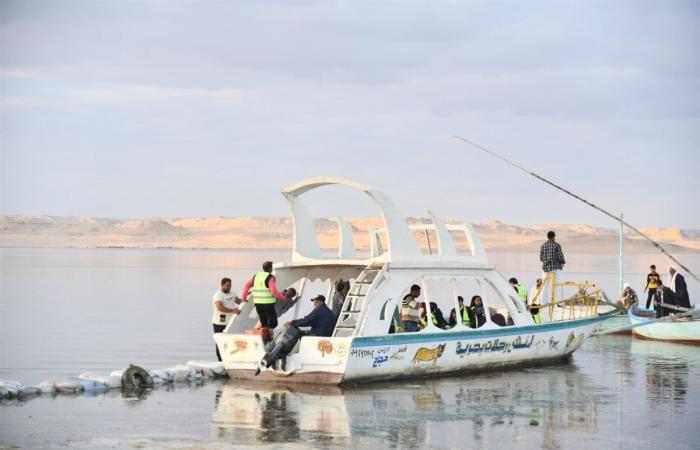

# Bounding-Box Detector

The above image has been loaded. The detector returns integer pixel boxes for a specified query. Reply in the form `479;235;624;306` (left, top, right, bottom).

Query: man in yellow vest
241;261;294;339
449;296;471;328
509;278;528;304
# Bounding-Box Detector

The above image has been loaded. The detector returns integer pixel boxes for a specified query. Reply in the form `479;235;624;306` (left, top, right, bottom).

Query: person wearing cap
617;283;638;312
284;295;335;337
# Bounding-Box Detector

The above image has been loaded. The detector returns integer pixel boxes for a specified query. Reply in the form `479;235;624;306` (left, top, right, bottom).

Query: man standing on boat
400;284;422;332
212;277;241;361
509;278;528;304
241;261;294;340
528;278;543;324
654;279;679;318
644;265;661;309
540;231;566;302
668;267;691;309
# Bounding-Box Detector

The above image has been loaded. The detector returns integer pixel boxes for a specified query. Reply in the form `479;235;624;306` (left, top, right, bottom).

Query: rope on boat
452;135;699;284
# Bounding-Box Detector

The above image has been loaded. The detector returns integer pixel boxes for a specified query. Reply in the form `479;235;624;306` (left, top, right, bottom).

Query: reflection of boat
212;380;349;440
628;306;700;344
211;369;601;448
215;178;613;384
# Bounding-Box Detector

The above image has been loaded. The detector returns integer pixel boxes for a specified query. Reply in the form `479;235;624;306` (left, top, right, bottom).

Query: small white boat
628;306;700;344
215;177;613;384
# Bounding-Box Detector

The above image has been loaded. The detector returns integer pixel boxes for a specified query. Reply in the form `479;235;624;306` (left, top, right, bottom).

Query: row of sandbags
0;361;227;399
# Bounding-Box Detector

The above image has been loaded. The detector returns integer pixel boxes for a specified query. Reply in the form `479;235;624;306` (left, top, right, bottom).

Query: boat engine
256;326;302;374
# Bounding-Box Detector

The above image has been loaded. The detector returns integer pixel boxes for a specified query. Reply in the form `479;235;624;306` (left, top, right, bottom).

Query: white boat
214;177;612;384
628;306;700;344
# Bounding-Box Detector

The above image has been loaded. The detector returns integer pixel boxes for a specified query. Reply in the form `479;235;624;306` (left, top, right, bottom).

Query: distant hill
1;215;698;253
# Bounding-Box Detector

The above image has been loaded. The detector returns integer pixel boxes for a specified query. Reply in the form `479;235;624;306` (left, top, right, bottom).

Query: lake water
1;248;699;449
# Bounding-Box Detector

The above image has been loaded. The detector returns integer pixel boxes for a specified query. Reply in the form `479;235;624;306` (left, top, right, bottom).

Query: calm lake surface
1;248;699;449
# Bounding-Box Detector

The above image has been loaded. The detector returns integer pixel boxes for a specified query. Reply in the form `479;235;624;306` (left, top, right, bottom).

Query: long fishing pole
453;135;699;284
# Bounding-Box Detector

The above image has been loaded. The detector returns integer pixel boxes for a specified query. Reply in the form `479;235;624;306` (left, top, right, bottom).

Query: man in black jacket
654;279;679;318
669;267;691;309
284;295;335;337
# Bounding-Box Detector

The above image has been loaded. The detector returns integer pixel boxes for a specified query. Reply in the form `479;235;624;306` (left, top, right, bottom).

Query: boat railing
529;271;601;321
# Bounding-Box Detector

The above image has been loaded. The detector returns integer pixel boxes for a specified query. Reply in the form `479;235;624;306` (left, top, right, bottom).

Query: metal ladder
333;264;387;337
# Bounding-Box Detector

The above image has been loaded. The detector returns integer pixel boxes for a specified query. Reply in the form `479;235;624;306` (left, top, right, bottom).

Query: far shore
2;215;699;254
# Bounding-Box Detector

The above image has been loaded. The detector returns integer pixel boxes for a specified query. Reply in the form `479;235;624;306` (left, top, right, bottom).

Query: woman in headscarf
469;295;487;328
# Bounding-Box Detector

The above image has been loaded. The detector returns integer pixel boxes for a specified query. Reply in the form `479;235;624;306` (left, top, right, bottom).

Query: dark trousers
646;289;658;309
213;324;226;361
255;303;278;329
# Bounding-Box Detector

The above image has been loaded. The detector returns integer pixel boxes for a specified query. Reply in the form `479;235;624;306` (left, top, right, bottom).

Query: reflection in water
205;338;700;449
211;366;606;449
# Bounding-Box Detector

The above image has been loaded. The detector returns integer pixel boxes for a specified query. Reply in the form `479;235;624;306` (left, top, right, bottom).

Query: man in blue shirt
284;294;335;337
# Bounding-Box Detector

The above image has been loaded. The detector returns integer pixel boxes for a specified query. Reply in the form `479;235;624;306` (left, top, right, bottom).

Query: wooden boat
628;306;700;344
214;177;613;384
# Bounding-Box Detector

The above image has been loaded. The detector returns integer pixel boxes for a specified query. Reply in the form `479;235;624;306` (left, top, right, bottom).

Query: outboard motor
255;326;302;375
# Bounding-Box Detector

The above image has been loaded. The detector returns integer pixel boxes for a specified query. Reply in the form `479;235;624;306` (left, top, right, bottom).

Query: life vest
515;284;528;302
419;313;438;328
251;271;276;304
460;306;470;325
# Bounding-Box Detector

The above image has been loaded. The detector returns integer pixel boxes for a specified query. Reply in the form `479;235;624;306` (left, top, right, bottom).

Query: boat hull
217;316;609;385
628;307;700;344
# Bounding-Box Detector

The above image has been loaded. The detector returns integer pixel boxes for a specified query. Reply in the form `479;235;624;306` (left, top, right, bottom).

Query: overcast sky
1;1;698;228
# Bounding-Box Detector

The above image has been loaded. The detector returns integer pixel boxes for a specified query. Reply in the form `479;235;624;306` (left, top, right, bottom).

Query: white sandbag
54;380;84;393
18;387;40;397
79;373;122;389
110;369;126;378
149;370;173;384
0;380;26;397
76;378;107;391
35;381;57;394
186;361;227;379
0;387;10;398
187;369;204;381
163;365;191;382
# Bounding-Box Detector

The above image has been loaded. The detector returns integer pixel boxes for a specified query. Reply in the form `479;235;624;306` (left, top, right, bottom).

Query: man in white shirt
212;277;241;361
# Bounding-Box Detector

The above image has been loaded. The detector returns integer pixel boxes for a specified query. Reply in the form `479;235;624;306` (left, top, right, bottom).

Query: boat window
479;279;515;327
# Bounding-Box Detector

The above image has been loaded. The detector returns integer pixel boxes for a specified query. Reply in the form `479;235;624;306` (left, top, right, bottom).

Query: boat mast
619;213;624;295
453;135;699;284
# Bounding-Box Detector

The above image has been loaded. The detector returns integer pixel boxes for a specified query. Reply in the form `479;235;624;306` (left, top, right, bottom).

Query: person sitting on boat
241;261;295;341
420;302;449;330
654;279;679;318
668;267;691;310
284;294;335;337
643;264;660;309
330;278;349;319
400;284;422;332
469;295;487;328
449;296;472;328
509;278;528;304
617;283;638;312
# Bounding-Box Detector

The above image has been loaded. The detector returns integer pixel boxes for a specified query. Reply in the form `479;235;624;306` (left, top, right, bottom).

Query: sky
1;1;699;228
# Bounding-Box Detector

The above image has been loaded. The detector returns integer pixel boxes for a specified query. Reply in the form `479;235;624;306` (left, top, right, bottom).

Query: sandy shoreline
1;215;699;253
